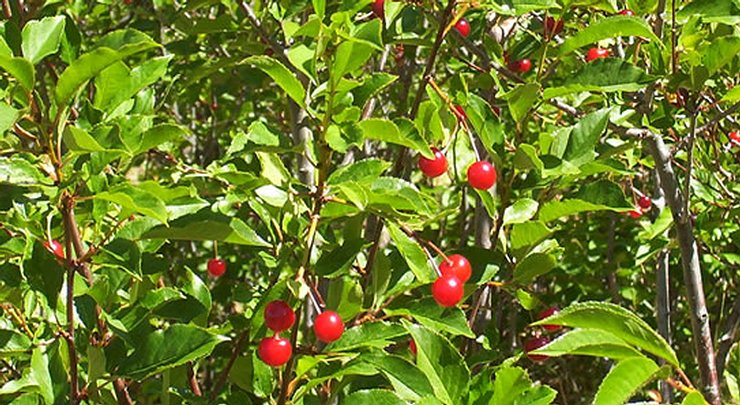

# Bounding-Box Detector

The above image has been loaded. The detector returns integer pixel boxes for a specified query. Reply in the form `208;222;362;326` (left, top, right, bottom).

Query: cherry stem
399;224;449;263
213;240;219;258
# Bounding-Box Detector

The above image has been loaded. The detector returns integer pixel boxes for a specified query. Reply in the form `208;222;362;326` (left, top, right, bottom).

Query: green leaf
245;55;306;108
563;108;610;165
367;177;437;216
404;322;470;404
96;184;169;224
328;159;391;185
0;156;52;186
343;389;406;405
511;222;553;251
540;199;626;222
63;126;107;153
358;118;433;158
0;102;20;134
530;329;644;359
386;222;436;283
116;324;225;379
21;16;65;64
327;321;407;352
543;59;653;98
702;36;740;75
141;210;270;247
677;0;740;24
94;56;172;113
513;252;557;284
503;199;539;226
681;391;709;405
361;353;435;401
0;54;35;91
500;83;540;123
0;329;32;356
315;239;366;277
722;86;740;102
574;180;632;209
531;301;679;366
593;357;661;405
385;298;475;338
55;32;158;106
353;72;398;109
491;366;557;405
560;16;662;55
135;124;187;154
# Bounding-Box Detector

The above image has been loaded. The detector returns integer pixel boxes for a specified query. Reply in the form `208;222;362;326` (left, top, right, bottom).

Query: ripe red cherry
409;339;417;355
431;275;464;307
638;195;652;210
729;131;740;145
258;336;292;367
628;209;642;219
619;9;635;16
418;147;448;178
467;161;497;190
371;0;384;19
586;47;610;62
314;311;345;343
544;17;564;39
537;307;561;332
207;258;226;277
507;59;532;73
439;254;472;283
524;336;551;362
264;300;296;333
43;239;65;259
454;18;471;38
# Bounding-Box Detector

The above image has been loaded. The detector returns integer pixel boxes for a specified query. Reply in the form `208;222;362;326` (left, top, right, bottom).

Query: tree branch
210;330;249;401
716;295;740;377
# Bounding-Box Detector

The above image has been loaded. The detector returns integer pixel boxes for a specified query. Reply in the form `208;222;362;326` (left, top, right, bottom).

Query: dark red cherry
43;239;65;260
638;196;652;210
264;300;296;333
454;19;471;38
524;336;551;362
207;258;226;277
537;307;561;332
258;336;292;367
418;147;448;178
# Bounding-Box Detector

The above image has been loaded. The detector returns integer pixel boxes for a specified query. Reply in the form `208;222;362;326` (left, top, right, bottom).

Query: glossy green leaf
677;0;740;24
593;357;661;405
0;102;20;134
328;159;391;185
116;324;225;379
491;366;557;405
315;239;366;277
21;16;65;64
141;210;270;247
503;198;539;226
681;391;709;405
0;156;52;186
702;37;740;75
0;54;35;90
386;222;436;283
245;55;306;108
326;321;407;352
353;72;398;109
530;329;644;359
94;56;172;113
531;301;679;366
501;83;540;123
513;252;557;284
135;124;187;154
343;389;406;405
96;184;169;224
362;353;435;401
385;298;475;338
0;329;32;356
563;108;611;165
404;322;470;404
560;16;662;55
358;118;433;158
544;59;653;98
511;222;553;251
63;126;107;153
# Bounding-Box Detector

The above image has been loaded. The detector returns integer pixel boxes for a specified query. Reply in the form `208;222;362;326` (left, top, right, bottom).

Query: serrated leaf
0;54;35;91
363;354;435;401
343;389;406;405
501;83;540;123
492;366;557;405
385;298;475;338
560;16;662;55
593;357;661;405
359;118;433;158
513;252;557;284
326;321;407;352
543;59;653;98
0;102;20;134
63;126;107;153
328;158;391;185
531;301;679;366
0;156;52;186
0;329;32;356
530;329;644;359
563;108;610;165
141;210;270;247
245;55;306;108
21;16;65;64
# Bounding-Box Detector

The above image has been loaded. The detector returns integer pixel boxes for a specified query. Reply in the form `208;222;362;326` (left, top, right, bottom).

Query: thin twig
209;330;249;401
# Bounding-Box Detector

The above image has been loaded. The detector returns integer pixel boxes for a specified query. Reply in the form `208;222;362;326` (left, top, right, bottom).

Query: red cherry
314;311;345;343
628;209;642;219
264;300;296;333
409;339;417;355
431;275;464;307
43;239;65;260
454;18;471;38
507;59;532;73
371;0;384;19
524;336;551;362
544;17;564;39
638;195;652;210
453;104;467;121
258;336;292;367
729;131;740;145
418;147;448;178
207;258;226;277
586;47;610;62
537;307;561;332
467;161;497;190
619;9;635;16
439;254;472;283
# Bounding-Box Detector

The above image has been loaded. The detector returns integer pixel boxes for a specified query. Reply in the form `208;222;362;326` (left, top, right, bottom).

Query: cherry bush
0;0;739;404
